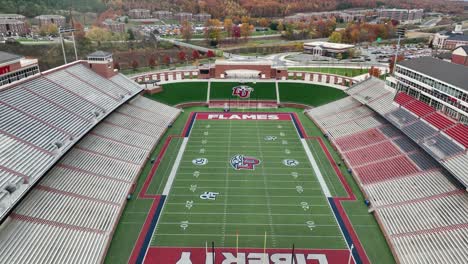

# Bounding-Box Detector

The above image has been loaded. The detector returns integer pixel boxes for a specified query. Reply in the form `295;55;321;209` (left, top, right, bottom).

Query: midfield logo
230;154;261;170
232;85;254;98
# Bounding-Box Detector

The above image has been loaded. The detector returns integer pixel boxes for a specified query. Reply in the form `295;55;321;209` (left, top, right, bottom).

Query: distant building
153;11;173;20
35;15;66;28
102;20;125;33
303;42;355;58
285;9;370;23
0;51;40;87
193;13;211;23
0;19;27;36
175;12;192;22
0;14;25;21
377;8;423;24
451;46;468;66
434;33;468;50
128;9;151;19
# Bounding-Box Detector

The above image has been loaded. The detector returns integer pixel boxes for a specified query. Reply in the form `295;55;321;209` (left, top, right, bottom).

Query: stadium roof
0;51;22;65
398;57;468;91
447;34;468;41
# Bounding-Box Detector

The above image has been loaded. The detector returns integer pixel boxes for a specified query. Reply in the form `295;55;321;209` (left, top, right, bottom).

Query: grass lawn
145;82;208;105
145;81;347;107
288;67;369;77
279;83;348;106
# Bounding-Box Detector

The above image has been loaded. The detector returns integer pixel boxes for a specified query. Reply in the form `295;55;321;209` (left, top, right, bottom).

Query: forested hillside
0;0;460;18
0;0;106;17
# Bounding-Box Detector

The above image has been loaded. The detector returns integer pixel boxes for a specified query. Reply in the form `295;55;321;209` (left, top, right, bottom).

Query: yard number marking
180;221;189;230
185;200;194;210
199;148;205;154
306;221;316;231
291;172;299;179
190;185;197;192
285;149;291;154
193;171;200;178
300;202;310;211
280;132;285;137
282;140;288;145
296;185;304;194
204;131;209;136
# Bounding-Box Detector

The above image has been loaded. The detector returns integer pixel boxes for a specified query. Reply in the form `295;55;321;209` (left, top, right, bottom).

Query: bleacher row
0;63;142;220
348;77;468;187
306;96;468;264
0;95;181;263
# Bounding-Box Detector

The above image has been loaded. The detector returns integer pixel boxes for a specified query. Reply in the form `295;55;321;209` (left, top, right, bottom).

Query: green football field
152;117;347;249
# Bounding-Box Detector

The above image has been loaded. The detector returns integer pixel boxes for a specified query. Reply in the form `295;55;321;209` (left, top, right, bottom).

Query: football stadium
0;50;467;264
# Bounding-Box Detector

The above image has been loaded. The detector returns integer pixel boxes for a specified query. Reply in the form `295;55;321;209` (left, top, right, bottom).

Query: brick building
35;15;66;28
0;19;27;36
175;12;193;22
153;11;172;20
193;13;211;23
377;8;423;24
128;9;151;19
451;46;468;66
102;20;125;33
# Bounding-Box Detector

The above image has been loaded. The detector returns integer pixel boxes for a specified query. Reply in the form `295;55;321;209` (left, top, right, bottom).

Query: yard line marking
163;212;334;216
158;222;337;227
172;187;322;190
169;194;327;198
299;138;331;197
154;233;343;238
165;203;328;207
175;178;318;183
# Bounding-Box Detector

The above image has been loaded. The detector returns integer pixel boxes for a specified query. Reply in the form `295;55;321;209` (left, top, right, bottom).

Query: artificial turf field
154;114;345;249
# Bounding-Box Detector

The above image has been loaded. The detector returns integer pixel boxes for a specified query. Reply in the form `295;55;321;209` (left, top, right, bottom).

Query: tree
181;20;193;42
277;22;284;32
258;18;269;28
329;31;342;43
205;19;223;46
192;50;200;60
131;60;139;71
233;25;241;40
206;50;215;58
127;29;135;40
369;67;381;78
389;55;405;73
336;53;343;60
86;26;112;42
163;55;171;65
224;18;233;37
178;51;186;61
148;56;157;69
240;22;251;39
47;24;59;36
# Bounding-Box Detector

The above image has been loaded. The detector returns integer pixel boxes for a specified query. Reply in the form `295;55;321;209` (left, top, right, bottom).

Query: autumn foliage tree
181;20;193;42
148;56;157;69
178;51;187;61
389;55;405;73
192;50;200;60
163;55;171;65
131;60;139;71
206;50;215;58
368;67;382;78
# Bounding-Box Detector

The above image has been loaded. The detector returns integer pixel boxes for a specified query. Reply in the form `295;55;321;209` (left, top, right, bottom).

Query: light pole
392;27;406;74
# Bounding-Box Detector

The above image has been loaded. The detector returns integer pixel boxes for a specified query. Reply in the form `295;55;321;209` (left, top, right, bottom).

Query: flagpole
348;244;354;264
263;231;267;264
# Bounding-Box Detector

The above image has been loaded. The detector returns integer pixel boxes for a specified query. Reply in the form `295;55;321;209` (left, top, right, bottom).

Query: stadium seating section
0;62;181;263
307;78;468;264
